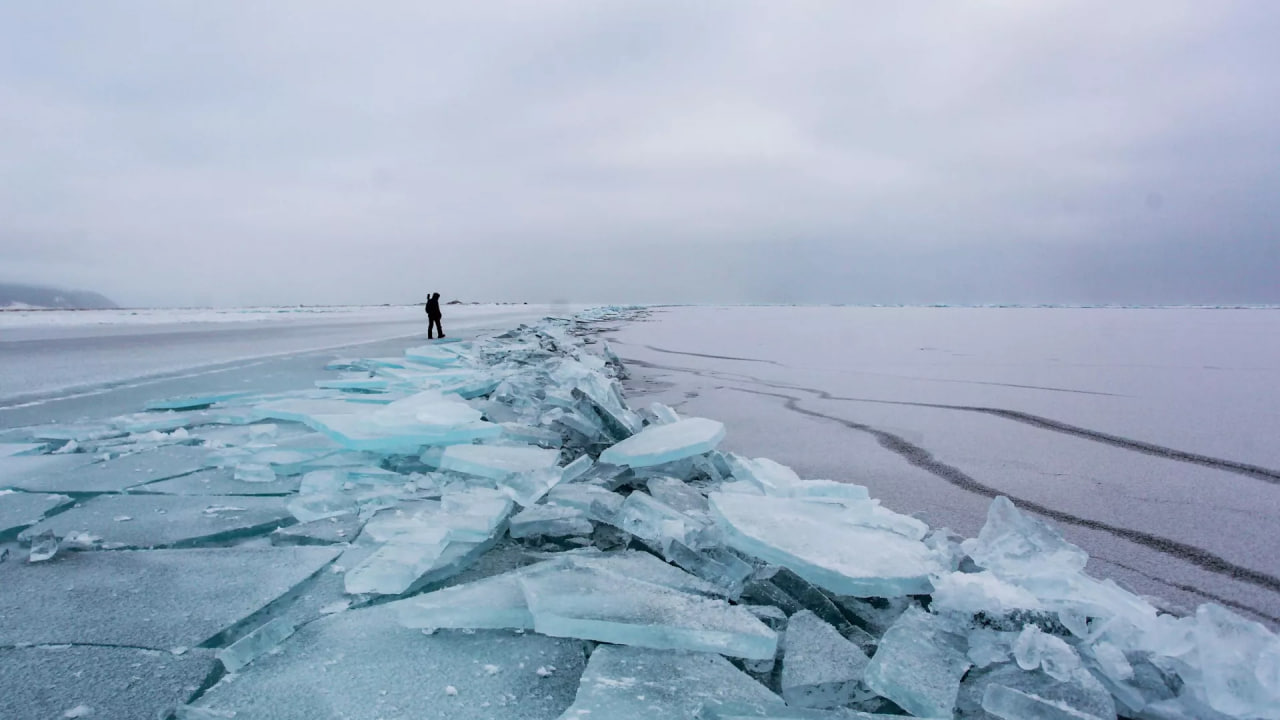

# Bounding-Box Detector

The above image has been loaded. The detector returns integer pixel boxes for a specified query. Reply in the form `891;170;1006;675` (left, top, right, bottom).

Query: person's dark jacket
425;295;441;318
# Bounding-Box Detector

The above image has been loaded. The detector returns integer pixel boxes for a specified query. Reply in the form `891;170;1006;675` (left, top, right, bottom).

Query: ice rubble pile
1;309;1277;720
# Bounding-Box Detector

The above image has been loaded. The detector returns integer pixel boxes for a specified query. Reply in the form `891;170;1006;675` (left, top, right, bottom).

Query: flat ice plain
605;306;1280;626
0;304;568;413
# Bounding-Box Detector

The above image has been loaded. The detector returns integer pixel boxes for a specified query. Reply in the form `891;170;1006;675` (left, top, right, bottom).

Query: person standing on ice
425;292;445;339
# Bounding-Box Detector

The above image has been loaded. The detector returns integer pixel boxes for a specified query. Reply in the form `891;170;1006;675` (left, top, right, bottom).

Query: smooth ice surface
0;489;72;538
440;444;561;481
0;453;93;490
608;307;1280;625
19;494;293;549
557;645;783;719
191;607;587;720
863;607;970;718
710;492;944;597
0;546;339;647
3;446;211;493
509;504;593;539
520;561;777;659
599;417;726;467
0;645;219;720
781;610;872;709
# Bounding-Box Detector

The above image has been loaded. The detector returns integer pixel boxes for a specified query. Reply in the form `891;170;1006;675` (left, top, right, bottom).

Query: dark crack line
732;386;1280;603
626;343;1122;396
0;641;174;653
616;342;784;366
622;356;1280;485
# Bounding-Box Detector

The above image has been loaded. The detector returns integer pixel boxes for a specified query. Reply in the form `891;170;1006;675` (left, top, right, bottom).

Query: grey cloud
1;1;1277;307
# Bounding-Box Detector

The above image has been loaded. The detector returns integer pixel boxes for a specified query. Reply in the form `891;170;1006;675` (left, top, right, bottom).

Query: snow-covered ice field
605;306;1280;626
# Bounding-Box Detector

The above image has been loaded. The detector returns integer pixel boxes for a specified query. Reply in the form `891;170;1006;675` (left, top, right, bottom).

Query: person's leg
428;317;436;339
437;318;445;338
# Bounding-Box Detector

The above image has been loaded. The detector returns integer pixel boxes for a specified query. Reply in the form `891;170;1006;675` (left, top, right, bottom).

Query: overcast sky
2;2;1278;307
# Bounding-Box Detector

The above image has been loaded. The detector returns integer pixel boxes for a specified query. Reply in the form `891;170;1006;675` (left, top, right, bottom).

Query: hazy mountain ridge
0;282;118;309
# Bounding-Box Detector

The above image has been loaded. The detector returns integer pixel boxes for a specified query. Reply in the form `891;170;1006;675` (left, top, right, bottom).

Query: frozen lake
0;304;567;413
2;304;1278;718
605;306;1280;626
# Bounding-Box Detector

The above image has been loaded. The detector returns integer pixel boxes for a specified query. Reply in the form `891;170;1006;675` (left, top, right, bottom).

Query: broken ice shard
971;662;1118;720
930;571;1043;616
342;527;450;596
862;607;971;719
1192;602;1280;719
438;444;560;481
613;490;707;552
599;417;725;467
710;492;944;597
647;476;710;513
545;483;625;523
781;610;872;709
557;645;784;719
309;412;499;454
665;541;753;599
403;344;462;367
27;529;58;562
217;617;296;673
508;504;593;539
962;495;1088;578
519;560;776;659
392;568;535;631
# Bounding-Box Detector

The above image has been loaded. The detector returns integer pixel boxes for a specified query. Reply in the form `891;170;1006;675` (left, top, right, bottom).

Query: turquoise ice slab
404;344;463;367
0;453;94;491
0;489;72;539
599;417;725;468
862;607;971;719
709;492;943;597
189;608;586;720
557;645;782;720
18;493;293;549
439;444;561;482
781;610;871;709
4;446;211;494
0;546;340;647
393;568;535;630
509;504;593;539
520;562;777;659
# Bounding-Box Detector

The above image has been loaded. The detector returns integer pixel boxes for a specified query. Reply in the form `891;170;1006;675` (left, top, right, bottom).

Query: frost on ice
1;307;1277;720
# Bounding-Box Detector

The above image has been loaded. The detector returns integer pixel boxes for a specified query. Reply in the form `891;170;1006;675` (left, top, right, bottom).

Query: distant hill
0;283;119;310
